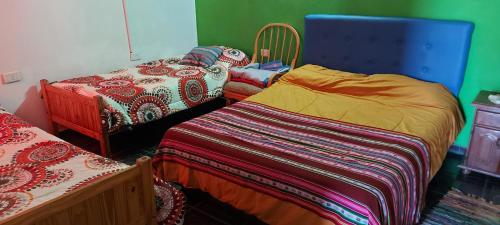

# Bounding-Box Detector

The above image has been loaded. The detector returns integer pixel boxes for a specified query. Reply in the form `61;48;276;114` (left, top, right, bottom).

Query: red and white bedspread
154;102;431;225
0;109;128;219
52;56;228;133
0;110;185;224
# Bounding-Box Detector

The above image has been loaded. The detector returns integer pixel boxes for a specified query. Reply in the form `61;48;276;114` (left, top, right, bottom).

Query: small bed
153;15;473;225
0;109;185;225
41;48;248;157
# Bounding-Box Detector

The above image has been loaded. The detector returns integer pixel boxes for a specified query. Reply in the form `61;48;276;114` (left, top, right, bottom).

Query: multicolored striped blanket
154;102;431;225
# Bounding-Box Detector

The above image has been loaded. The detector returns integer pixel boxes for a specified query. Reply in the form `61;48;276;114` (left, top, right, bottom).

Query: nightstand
459;90;500;178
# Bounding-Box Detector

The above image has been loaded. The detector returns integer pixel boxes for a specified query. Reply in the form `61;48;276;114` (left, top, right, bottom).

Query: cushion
218;48;250;68
180;46;224;68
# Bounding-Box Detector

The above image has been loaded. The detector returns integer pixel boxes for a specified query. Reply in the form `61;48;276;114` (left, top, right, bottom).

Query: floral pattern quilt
0;109;185;224
0;109;128;219
52;56;229;133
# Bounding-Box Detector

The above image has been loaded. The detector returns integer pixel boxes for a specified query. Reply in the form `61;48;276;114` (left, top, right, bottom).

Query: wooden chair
224;23;301;103
251;23;301;69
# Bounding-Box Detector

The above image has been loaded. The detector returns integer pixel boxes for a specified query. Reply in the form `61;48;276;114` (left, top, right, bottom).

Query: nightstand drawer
468;126;500;174
476;110;500;128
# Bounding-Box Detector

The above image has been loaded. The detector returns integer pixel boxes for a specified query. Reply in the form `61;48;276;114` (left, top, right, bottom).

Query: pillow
180;46;224;68
218;48;250;68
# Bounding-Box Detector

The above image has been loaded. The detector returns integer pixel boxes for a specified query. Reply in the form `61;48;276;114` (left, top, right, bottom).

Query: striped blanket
154;102;431;225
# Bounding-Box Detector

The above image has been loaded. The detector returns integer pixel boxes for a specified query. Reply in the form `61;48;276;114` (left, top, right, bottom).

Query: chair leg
99;132;111;158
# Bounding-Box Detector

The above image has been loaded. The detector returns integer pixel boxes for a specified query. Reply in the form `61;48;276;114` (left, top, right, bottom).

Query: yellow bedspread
248;64;463;177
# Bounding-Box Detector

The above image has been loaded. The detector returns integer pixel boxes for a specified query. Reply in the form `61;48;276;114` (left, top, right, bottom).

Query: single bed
0;109;185;225
40;51;242;157
153;15;474;225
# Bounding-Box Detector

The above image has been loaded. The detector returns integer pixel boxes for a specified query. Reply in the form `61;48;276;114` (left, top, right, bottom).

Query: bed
41;52;238;157
0;108;185;225
153;15;474;225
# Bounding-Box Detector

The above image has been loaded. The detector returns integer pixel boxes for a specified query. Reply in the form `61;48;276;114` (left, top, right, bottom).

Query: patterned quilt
52;56;228;133
0;110;185;224
154;102;431;225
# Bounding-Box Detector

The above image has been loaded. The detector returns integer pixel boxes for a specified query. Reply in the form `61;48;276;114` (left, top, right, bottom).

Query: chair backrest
251;23;301;69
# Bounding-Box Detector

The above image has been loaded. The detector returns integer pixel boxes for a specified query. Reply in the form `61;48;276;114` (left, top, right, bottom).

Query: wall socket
1;71;23;84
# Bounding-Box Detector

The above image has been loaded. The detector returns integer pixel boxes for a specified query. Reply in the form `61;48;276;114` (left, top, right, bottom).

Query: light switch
1;71;23;84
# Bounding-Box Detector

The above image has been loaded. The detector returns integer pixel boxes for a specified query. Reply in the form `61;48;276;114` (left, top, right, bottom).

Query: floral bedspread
0;109;128;219
0;109;185;224
52;56;229;133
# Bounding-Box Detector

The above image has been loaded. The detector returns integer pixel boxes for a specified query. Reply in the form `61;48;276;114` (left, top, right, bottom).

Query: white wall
126;0;198;61
0;0;197;130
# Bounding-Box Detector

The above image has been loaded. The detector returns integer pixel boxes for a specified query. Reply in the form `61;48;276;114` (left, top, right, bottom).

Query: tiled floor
59;98;500;225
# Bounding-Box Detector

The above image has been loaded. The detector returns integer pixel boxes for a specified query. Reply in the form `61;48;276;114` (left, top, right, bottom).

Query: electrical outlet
1;71;23;84
130;52;141;61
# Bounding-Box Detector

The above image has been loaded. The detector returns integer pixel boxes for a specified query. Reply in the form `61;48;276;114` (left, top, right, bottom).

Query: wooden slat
273;26;280;61
260;30;266;63
51;116;100;139
287;32;294;66
267;27;274;63
280;28;287;62
1;157;157;225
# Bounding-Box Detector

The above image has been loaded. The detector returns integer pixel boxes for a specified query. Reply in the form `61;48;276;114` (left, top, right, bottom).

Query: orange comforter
249;64;463;177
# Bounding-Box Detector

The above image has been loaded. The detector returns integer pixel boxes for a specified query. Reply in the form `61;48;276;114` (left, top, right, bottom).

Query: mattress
0;110;185;224
153;65;463;225
52;56;229;132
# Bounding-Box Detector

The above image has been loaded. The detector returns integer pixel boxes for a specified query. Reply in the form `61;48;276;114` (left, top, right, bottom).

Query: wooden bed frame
0;156;157;225
40;79;111;157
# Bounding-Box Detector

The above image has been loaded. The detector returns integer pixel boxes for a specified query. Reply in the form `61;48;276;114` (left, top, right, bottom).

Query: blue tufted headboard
303;15;474;96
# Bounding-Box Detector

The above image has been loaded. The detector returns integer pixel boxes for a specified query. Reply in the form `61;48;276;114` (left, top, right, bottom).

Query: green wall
196;0;500;148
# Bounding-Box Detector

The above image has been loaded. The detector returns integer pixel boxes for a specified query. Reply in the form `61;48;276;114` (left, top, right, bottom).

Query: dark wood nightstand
459;90;500;178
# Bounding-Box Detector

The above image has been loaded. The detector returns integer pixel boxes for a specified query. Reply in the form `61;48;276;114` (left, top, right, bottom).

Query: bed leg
40;79;59;135
99;132;111;158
